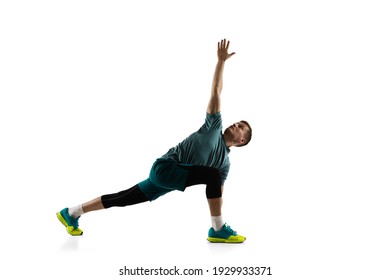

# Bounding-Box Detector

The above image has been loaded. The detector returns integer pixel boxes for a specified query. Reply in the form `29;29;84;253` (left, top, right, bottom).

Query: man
57;39;252;243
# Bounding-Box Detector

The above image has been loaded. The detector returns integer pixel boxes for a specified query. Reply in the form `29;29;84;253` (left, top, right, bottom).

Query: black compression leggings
101;165;222;208
101;185;147;208
182;165;222;199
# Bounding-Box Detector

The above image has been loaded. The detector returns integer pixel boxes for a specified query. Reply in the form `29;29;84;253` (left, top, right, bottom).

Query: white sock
211;216;224;231
68;204;84;218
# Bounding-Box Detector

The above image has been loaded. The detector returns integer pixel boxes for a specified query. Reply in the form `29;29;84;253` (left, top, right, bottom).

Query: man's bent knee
205;168;222;199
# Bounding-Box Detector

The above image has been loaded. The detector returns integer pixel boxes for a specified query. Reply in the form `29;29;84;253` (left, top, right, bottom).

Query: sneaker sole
207;236;246;243
56;212;83;236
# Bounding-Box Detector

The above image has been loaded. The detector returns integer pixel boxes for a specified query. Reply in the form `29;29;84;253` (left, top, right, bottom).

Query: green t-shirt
161;112;230;184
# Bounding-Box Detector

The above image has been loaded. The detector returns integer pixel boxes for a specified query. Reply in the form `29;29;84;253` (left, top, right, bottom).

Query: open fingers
219;39;230;50
217;38;235;60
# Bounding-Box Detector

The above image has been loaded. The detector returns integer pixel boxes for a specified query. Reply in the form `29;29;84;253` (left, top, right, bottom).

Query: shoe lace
224;224;237;236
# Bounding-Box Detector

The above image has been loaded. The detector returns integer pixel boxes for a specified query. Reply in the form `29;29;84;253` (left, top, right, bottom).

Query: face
224;121;248;145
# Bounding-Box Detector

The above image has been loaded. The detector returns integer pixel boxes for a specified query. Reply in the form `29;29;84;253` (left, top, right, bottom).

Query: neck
223;134;234;148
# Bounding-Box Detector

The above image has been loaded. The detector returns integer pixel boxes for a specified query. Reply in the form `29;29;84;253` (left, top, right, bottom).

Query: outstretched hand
217;39;235;61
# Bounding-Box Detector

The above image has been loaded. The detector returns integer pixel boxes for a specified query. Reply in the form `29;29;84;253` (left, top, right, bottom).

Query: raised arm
207;39;236;115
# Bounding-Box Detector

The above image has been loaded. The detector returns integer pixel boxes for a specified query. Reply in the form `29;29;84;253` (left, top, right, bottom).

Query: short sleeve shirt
161;112;230;184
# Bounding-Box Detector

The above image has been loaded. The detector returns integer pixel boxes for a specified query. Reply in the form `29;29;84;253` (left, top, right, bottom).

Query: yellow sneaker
207;223;246;243
56;208;83;236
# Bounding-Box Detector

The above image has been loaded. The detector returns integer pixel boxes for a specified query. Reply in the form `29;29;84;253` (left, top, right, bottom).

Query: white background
1;1;389;279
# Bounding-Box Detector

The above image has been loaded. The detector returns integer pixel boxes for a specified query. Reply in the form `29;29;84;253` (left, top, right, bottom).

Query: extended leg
76;184;148;214
82;196;104;213
100;184;148;208
57;185;148;236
